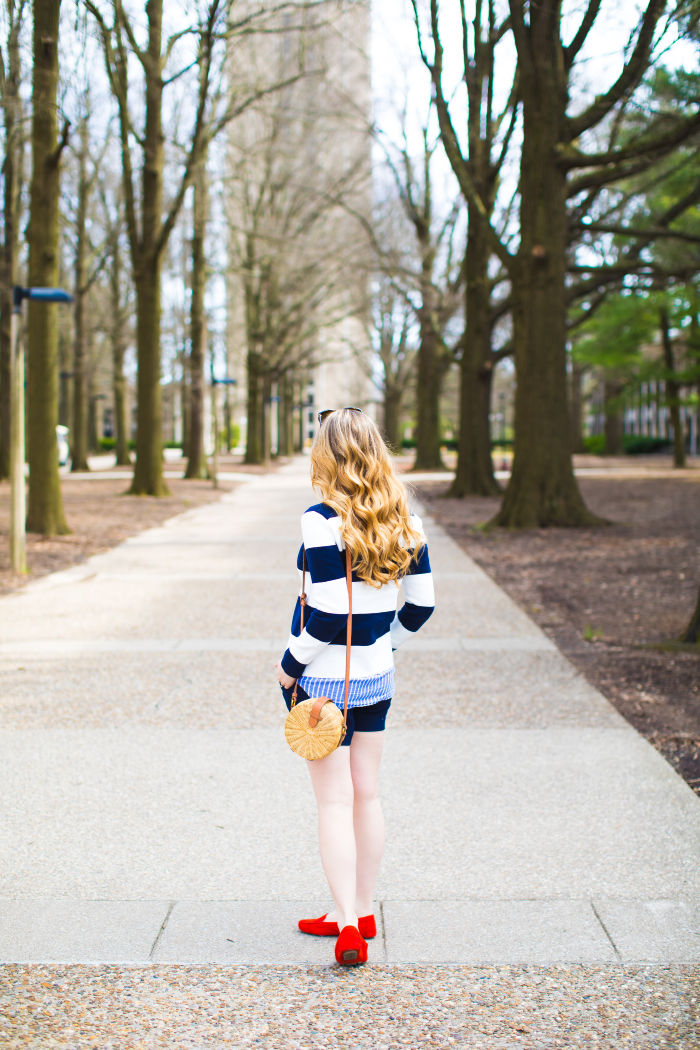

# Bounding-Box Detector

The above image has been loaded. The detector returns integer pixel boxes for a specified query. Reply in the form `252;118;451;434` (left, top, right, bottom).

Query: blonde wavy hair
310;409;424;587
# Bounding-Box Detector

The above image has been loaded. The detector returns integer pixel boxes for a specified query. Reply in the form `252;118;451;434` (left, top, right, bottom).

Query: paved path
1;456;698;970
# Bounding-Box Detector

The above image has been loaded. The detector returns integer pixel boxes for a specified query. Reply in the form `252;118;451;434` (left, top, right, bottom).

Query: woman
275;408;435;966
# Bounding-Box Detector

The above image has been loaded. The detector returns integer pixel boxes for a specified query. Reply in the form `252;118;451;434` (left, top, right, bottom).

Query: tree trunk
569;358;586;453
262;373;272;462
603;376;624;455
87;370;99;452
110;229;130;466
383;383;402;449
71;282;89;469
0;6;23;482
494;49;597;527
277;374;293;457
244;348;264;464
128;0;169;497
681;584;700;644
185;156;208;479
0;281;12;479
224;387;233;451
131;271;169;494
413;275;444;470
113;354;129;464
296;380;307;452
450;212;500;496
659;305;685;468
26;0;69;535
70;117;91;471
181;376;191;459
58;354;71;428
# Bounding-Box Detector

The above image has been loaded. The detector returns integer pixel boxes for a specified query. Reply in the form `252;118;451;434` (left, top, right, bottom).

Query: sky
371;0;695;143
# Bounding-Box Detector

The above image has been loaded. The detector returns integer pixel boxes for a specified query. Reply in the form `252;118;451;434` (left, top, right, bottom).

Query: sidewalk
0;457;698;1044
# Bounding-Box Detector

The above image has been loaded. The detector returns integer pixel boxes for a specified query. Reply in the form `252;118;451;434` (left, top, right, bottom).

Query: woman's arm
275;661;295;688
279;507;350;680
390;516;435;650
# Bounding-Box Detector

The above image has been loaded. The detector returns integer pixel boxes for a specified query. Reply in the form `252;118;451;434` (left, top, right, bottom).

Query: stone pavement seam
148;901;175;961
2;896;698;965
590;899;623;964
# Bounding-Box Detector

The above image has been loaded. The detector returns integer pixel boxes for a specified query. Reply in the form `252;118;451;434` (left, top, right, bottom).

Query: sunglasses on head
317;407;363;427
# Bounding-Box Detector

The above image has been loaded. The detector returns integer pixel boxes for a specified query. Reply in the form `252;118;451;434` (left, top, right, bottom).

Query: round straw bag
284;696;345;760
284;547;352;761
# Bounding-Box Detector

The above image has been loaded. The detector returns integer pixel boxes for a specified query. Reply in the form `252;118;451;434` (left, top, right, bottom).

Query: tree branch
84;0;140;262
563;0;602;68
579;222;700;245
420;0;513;271
491;341;513;363
567;151;676;196
156;3;220;257
567;0;667;138
50;116;70;164
561;110;700;170
506;0;529;61
115;0;147;70
492;70;519;176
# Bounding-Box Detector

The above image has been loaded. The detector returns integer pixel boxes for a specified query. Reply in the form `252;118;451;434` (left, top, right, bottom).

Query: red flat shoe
298;913;377;939
335;925;368;966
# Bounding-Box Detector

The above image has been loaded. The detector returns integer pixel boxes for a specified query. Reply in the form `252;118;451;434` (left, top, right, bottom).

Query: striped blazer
281;503;435;707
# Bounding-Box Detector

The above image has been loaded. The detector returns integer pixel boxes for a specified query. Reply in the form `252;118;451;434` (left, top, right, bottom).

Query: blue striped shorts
281;684;391;746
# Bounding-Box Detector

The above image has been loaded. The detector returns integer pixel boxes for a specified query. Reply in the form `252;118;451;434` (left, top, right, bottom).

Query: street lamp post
9;285;73;573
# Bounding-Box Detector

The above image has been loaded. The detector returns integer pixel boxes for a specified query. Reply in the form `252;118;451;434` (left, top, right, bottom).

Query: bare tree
417;0;700;524
26;0;70;535
370;117;464;469
184;152;209;478
370;273;416;448
87;0;243;493
98;185;132;466
0;0;26;481
63;106;110;471
226;11;373;464
413;0;517;495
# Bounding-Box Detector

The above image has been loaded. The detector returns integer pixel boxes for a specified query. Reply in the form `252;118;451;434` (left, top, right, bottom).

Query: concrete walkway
0;457;698;967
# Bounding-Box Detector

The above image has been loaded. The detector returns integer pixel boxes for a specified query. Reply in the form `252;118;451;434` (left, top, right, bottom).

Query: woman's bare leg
349;731;385;916
306;746;358;930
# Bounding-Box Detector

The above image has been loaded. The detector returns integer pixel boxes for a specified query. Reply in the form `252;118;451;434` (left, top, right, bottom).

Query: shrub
98;437;136;451
219;424;241;448
583;435;606;455
583;433;672;455
623;435;672;455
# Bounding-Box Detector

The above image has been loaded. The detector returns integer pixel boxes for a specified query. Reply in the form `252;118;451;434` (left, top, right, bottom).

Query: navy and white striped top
281;503;435;707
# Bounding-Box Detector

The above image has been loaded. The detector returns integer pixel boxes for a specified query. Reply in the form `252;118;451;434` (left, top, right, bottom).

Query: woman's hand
275;661;295;689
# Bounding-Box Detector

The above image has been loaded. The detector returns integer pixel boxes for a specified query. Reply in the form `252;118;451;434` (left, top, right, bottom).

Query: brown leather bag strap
291;546;353;735
290;553;308;708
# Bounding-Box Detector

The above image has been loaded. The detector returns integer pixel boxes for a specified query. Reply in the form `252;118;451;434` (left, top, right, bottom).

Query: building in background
224;0;374;459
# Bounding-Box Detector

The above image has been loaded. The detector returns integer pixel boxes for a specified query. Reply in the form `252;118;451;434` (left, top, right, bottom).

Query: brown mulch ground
412;463;700;795
0;454;272;595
